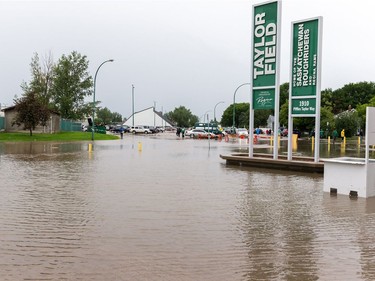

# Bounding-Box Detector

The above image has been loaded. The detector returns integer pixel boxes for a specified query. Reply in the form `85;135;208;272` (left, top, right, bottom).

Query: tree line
151;81;375;134
218;81;375;137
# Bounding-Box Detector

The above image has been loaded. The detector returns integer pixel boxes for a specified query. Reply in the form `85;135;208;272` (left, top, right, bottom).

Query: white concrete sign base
323;107;375;198
324;157;375;198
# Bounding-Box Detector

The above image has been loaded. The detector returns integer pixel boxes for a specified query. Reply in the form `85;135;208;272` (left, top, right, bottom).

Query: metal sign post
288;17;323;162
250;0;281;159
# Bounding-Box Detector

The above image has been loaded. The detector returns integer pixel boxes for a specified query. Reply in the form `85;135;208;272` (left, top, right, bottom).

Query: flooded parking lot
1;134;375;280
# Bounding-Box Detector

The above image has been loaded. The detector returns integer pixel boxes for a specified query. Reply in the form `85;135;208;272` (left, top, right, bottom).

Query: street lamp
92;59;114;141
204;110;212;131
132;84;135;127
153;101;157;127
214;101;224;123
232;83;251;132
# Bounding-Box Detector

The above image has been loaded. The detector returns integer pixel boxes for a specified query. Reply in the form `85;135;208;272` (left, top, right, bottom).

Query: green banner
252;1;278;88
253;89;275;110
291;19;319;96
291;98;316;115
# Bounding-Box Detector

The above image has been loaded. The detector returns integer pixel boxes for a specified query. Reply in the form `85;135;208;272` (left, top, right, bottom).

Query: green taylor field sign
290;18;320;116
252;1;278;110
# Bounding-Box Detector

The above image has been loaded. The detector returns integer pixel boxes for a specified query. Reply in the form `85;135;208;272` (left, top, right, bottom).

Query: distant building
1;106;61;133
123;107;174;128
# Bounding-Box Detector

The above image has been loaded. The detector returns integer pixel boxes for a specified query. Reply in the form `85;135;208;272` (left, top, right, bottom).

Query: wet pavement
0;134;374;280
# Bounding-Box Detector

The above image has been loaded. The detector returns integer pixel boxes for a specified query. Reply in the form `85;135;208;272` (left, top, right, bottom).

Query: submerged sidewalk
220;153;324;173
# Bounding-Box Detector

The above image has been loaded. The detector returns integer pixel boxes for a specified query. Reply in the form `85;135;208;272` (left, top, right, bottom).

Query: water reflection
234;167;321;281
0;136;375;280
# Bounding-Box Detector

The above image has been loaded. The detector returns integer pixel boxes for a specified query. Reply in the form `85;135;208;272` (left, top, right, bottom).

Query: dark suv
143;126;159;133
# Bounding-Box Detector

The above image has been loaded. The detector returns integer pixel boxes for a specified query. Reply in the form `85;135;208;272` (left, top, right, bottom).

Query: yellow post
311;136;314;151
292;134;298;151
270;136;273;146
88;143;92;152
358;136;361;146
138;142;142;151
278;136;280;147
292;134;298;145
341;142;345;155
327;136;331;154
344;136;346;146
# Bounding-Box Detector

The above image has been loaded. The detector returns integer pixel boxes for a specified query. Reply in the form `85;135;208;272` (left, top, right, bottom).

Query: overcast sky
1;0;374;121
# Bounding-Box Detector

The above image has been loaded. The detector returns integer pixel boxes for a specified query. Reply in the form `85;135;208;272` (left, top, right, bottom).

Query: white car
130;126;151;134
185;129;215;138
236;128;249;137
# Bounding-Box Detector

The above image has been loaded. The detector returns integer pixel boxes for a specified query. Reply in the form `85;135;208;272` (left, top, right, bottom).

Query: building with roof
123;107;174;128
1;106;61;133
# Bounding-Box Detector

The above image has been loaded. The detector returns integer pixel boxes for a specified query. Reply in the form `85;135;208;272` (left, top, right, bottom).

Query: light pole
232;83;251;132
214;101;224;123
153;101;157;127
161;106;164;128
204;110;212;131
132;84;135;127
91;59;114;141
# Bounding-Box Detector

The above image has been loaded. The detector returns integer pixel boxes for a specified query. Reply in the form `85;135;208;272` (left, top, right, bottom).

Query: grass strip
0;132;119;142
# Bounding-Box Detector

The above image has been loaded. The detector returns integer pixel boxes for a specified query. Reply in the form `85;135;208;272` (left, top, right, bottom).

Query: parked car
280;128;288;137
130;126;151;134
236;128;249;137
223;127;236;134
184;129;195;137
211;129;227;136
156;126;165;132
185;129;214;138
281;128;302;138
143;125;159;133
293;129;302;138
111;125;130;133
253;128;264;135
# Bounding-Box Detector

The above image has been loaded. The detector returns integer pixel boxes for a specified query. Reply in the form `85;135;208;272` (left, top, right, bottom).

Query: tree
96;107;112;125
279;82;289;106
221;103;249;128
279;101;288;127
319;107;335;136
111;112;123;123
334;109;360;137
356;96;375;131
167;106;198;127
254;109;273;128
321;88;333;110
12;92;50;136
328;82;375;114
95;107;123;124
50;51;93;120
21;52;55;106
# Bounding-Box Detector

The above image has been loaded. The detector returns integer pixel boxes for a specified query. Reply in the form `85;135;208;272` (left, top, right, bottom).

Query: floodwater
1;134;375;281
